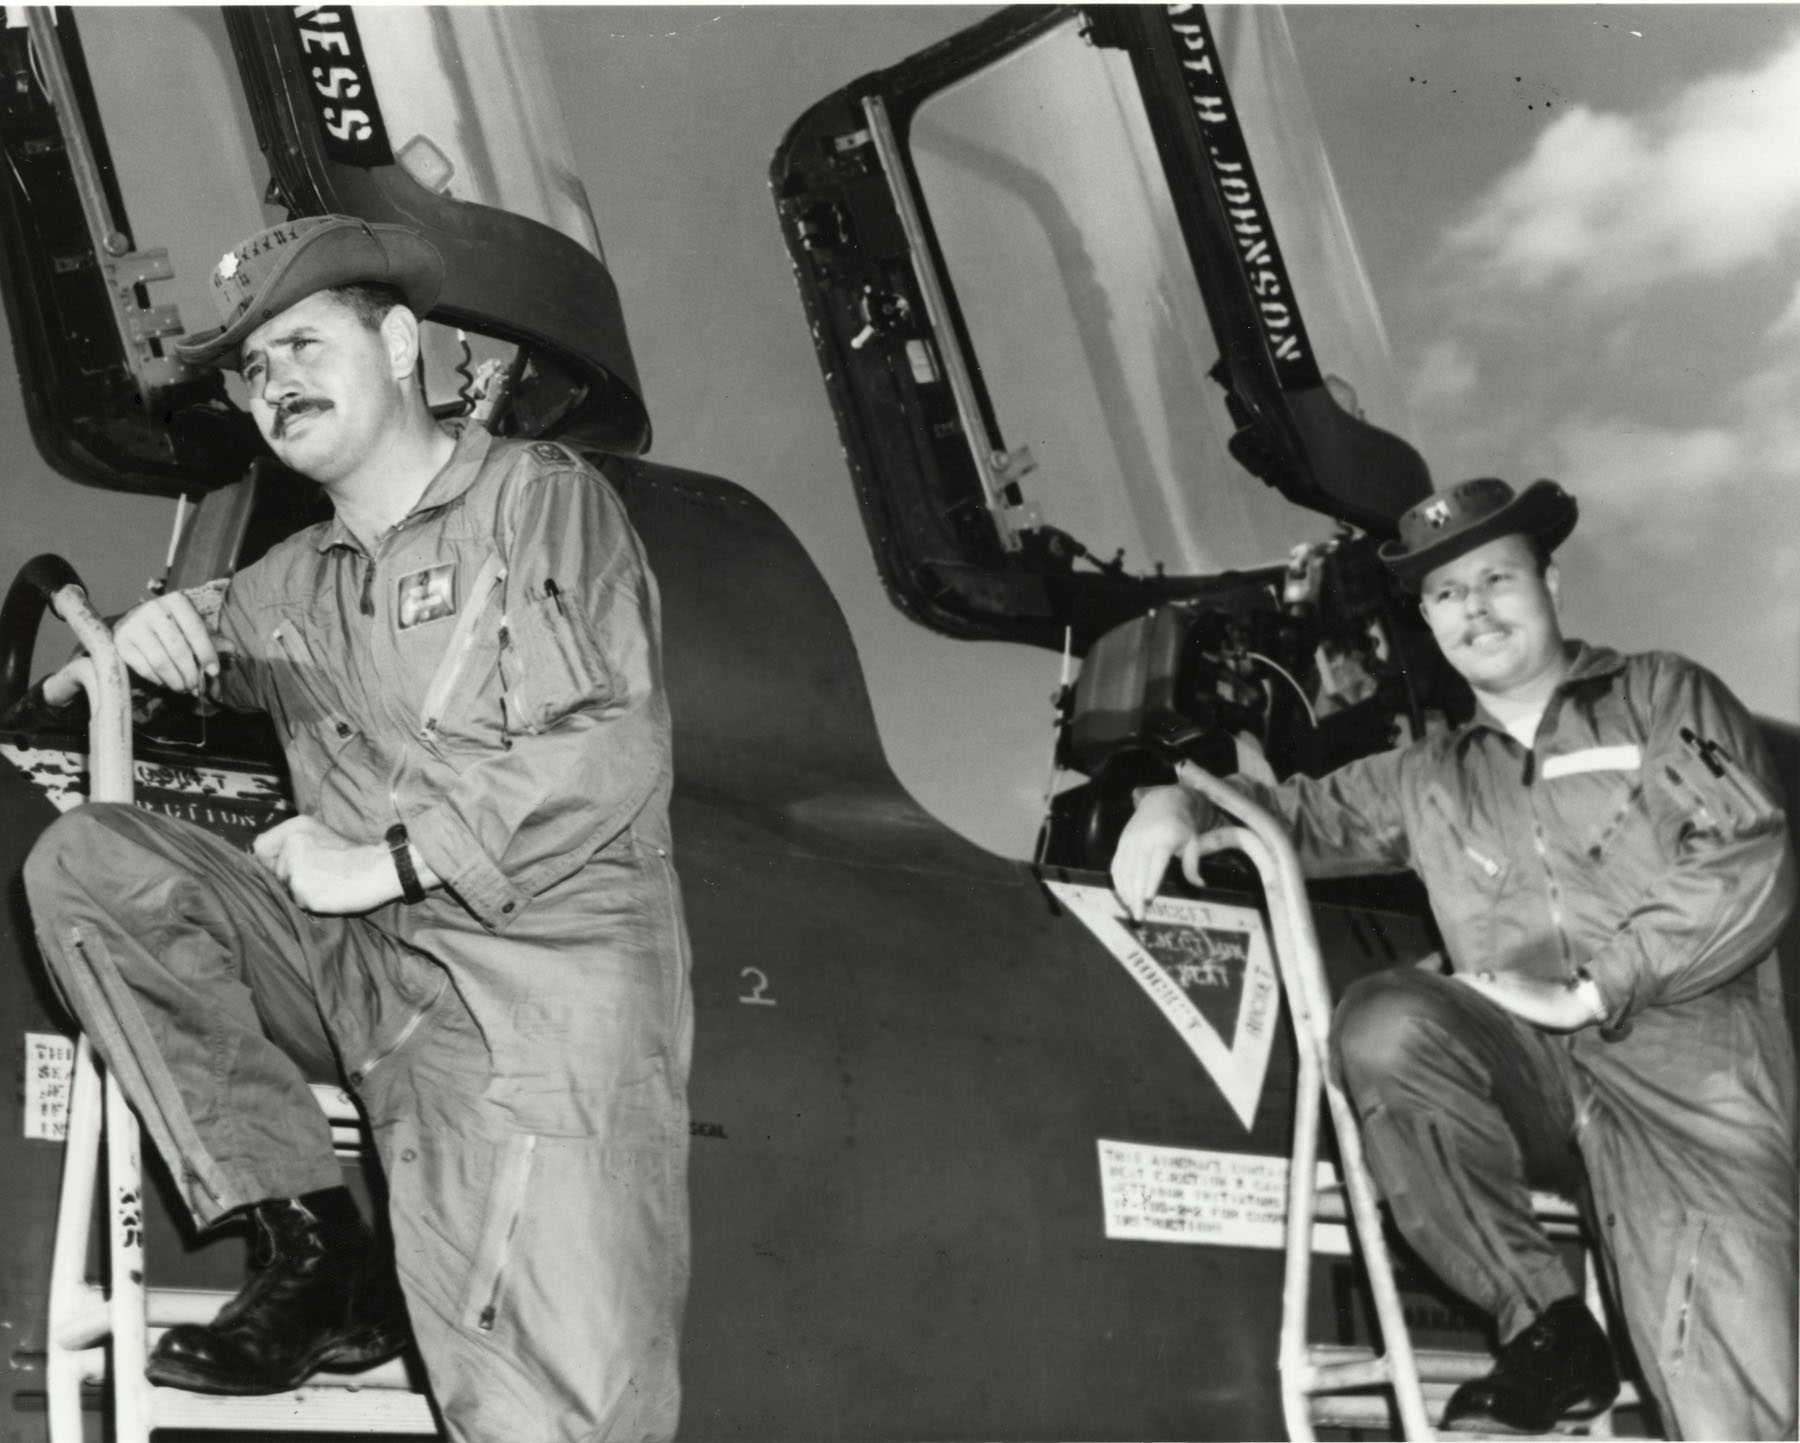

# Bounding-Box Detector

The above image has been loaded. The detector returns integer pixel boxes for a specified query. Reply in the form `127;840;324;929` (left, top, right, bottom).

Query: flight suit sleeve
402;458;668;931
1226;747;1414;877
1581;656;1796;1024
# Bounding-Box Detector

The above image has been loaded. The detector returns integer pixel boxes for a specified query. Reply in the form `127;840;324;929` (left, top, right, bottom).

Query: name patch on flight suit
397;563;457;630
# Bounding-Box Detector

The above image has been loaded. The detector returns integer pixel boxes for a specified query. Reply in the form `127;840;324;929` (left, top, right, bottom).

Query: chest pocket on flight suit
1663;744;1780;839
1421;783;1510;967
415;554;508;745
1582;777;1645;863
268;620;360;786
501;579;615;735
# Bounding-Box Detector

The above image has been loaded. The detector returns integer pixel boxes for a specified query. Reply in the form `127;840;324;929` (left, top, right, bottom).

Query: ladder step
76;1342;418;1394
1313;1184;1584;1236
1307;1342;1497;1386
148;1382;438;1434
1305;1348;1645;1436
1306;1344;1640;1405
1315;1399;1642;1438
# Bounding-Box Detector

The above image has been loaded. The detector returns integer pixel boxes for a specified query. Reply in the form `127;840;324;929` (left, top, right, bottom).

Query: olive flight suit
1224;643;1796;1440
27;424;693;1443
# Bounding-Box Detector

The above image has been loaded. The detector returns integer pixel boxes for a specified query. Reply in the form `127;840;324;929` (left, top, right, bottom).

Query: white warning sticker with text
1097;1139;1348;1253
24;1032;75;1141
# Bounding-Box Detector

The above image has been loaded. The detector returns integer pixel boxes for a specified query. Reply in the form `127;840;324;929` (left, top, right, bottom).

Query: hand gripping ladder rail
1171;761;1436;1441
1175;764;1631;1442
28;567;438;1440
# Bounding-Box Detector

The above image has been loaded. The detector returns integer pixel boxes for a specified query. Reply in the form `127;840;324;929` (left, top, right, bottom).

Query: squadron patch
1045;880;1280;1131
397;562;457;630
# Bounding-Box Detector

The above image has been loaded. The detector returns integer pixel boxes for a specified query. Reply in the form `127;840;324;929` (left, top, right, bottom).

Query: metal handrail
1174;761;1434;1443
39;576;144;1443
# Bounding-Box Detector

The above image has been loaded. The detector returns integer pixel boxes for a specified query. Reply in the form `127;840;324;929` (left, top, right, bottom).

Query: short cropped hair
323;281;408;332
321;281;425;389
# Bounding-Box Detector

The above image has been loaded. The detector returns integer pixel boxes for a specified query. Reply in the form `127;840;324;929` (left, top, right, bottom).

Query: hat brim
174;222;443;372
1378;479;1578;587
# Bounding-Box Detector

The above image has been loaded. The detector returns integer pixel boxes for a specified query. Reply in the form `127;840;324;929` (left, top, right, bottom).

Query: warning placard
1097;1139;1348;1253
1047;881;1280;1129
24;1032;75;1141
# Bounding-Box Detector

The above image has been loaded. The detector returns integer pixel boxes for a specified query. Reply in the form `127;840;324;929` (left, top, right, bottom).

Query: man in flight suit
1112;478;1796;1439
24;215;693;1442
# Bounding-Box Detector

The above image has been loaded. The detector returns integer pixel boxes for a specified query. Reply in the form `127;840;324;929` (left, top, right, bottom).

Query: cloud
1444;33;1800;298
1549;417;1742;544
1406;337;1482;416
1771;279;1800;338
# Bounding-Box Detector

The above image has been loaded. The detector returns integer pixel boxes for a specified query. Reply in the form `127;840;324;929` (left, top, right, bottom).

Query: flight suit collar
1453;640;1628;750
311;420;494;553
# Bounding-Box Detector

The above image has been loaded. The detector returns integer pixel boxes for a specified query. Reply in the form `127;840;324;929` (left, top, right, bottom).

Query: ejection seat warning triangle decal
1045;882;1279;1130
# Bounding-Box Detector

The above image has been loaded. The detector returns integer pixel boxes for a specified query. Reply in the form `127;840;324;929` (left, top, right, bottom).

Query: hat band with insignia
1378;477;1578;587
174;213;443;372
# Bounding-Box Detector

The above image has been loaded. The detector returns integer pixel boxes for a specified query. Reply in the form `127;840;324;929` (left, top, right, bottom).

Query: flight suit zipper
464;1134;538;1333
346;971;449;1089
1426;786;1502;877
270;623;347;742
416;554;508;742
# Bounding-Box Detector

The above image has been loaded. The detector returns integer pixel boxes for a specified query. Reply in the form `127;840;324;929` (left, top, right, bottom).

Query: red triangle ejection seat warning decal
1045;881;1280;1131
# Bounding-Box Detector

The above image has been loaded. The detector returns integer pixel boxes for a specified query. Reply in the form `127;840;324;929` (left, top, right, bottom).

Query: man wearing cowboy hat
1114;478;1796;1438
24;215;693;1441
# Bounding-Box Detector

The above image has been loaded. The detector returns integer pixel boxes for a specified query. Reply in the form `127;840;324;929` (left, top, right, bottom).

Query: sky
1286;5;1800;730
1;6;1795;863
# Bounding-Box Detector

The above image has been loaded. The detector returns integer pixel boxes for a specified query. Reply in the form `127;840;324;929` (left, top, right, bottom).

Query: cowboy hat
1378;477;1578;587
175;214;442;371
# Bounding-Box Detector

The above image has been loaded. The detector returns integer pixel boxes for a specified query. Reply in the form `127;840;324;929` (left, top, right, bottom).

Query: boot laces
249;1199;325;1269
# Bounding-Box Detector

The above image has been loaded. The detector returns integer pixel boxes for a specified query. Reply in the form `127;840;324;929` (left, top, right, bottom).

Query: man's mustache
271;397;332;439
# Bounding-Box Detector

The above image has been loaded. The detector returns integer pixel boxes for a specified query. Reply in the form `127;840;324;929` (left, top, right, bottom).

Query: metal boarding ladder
1174;763;1635;1441
34;579;440;1441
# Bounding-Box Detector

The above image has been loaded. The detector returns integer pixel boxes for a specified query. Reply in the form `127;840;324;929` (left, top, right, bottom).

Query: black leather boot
1440;1295;1620;1434
147;1187;411;1395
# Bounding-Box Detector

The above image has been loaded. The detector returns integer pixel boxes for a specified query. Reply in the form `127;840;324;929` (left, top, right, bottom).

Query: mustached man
1114;478;1796;1439
26;215;693;1442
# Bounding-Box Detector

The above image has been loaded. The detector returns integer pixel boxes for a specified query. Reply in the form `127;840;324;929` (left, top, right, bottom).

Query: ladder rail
1177;765;1435;1442
42;584;135;1443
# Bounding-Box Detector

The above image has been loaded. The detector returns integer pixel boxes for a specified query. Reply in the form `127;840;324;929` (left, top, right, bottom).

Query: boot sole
146;1326;410;1396
1441;1386;1622;1436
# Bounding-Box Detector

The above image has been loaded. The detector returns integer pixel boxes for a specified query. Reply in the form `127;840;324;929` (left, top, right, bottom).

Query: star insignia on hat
1422;499;1452;529
215;250;241;281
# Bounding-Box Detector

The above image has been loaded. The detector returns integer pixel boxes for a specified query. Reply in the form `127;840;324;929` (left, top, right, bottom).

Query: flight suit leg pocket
1650;1209;1797;1438
1654;1212;1708;1381
458;1132;538;1336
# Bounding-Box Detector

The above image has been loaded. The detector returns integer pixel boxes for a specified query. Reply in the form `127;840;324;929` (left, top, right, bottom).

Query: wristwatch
385;822;426;904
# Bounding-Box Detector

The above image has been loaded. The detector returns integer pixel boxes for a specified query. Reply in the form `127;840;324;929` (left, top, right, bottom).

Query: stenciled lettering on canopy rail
1163;4;1322;392
290;5;395;168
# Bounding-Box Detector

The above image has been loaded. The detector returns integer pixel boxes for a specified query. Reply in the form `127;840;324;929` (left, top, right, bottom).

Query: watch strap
386;822;426;904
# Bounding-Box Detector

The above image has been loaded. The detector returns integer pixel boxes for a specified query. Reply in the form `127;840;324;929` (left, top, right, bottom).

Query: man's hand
112;592;221;694
253;816;402;916
1452;970;1604;1032
1110;784;1216;922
